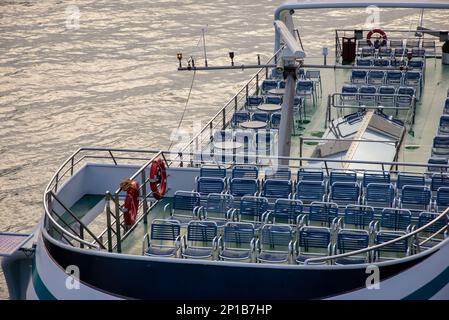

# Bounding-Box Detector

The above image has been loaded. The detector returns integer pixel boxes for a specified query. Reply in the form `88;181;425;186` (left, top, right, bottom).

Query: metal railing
176;46;285;160
304;207;449;265
43;148;449;256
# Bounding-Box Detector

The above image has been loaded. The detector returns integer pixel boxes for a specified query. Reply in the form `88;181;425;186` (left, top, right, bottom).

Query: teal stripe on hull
32;257;56;300
404;266;449;300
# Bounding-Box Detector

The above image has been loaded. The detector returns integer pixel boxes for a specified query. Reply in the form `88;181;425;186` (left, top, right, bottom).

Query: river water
0;0;447;299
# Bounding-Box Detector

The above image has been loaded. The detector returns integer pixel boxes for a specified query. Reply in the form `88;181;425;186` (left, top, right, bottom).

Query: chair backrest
205;193;233;215
309;202;339;224
397;86;416;97
396;173;425;189
213;130;232;142
433;135;449;149
428;158;448;173
330;171;357;185
373;59;390;67
344;205;374;228
232;165;259;179
173;191;201;211
378;86;396;95
232;111;250;125
380;208;412;231
196;177;226;196
261;80;278;93
305;70;321;79
297;169;324;182
200;165;227;178
223;222;255;248
401;185;431;205
359;85;377;94
431;174;449;192
404;71;421;81
331;182;360;202
252;112;269;123
342;85;358;94
439;115;449;129
366;183;395;205
246;96;264;107
298;226;331;250
411;48;425;57
436;187;449;208
375;231;408;254
337;229;370;253
187;221;218;243
351;70;367;81
262;179;292;199
363;172;391;187
230;178;259;197
386;70;403;82
408;59;424;69
368;70;385;79
295;181;325;202
356;58;372;66
265;96;282;105
273;199;303;222
271;113;282;128
260;224;293;249
239;196;269;219
418;212;448;234
296;80;314;92
265;167;292;180
151;219;181;241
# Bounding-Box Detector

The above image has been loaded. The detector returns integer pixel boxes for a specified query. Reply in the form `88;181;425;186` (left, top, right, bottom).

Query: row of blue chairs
198;165;449;193
143;218;417;264
431;95;449;161
358;46;426;58
340;85;415;108
350;69;422;91
230;111;282;129
355;57;425;69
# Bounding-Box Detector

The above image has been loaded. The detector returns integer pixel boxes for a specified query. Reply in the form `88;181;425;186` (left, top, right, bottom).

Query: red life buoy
150;159;167;200
366;29;388;48
123;180;139;226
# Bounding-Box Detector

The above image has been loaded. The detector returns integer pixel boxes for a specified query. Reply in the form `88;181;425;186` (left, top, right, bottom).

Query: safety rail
43;148;449;255
177;46;285;158
304;206;449;265
329;92;417;125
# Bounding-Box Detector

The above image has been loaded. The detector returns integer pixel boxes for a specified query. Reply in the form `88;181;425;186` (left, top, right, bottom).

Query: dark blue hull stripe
404;266;449;300
32;256;56;300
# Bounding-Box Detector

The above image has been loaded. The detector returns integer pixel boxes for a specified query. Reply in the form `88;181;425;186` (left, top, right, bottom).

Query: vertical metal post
278;62;297;166
55;173;59;193
105;192;113;252
299;137;303;167
114;194;122;253
256;74;259;95
246;84;249;100
222;109;226;130
234;96;238;112
79;226;84;249
70;157;74;176
141;171;148;225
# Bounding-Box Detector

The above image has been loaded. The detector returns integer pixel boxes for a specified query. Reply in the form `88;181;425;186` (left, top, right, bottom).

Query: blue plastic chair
432;136;449;158
231;111;250;128
436;187;449;212
230;178;259;198
164;191;201;225
297;169;324;182
356;58;372;66
350;70;367;85
377;86;396;106
182;221;218;259
143;219;182;257
257;224;293;263
399;185;431;211
377;208;412;232
265;167;291;180
330;171;357;185
428;158;448;173
196;177;226;196
364;183;395;209
329;182;360;205
295;181;326;204
261;179;292;200
396;173;425;190
334;229;370;265
270;113;281;129
340;205;375;230
252;112;270;123
237;196;270;226
305;201;339;228
200;165;227;178
295;226;331;264
266;198;303;225
367;70;385;86
219;222;255;261
363;172;391;188
265;95;282;105
374;231;409;261
385;70;403;86
261;80;278;94
438;115;449;135
358;85;377;106
201;193;235;227
231;165;259;179
341;85;358;105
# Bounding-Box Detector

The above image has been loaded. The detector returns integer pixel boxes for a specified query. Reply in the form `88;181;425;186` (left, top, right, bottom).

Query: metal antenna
202;27;208;67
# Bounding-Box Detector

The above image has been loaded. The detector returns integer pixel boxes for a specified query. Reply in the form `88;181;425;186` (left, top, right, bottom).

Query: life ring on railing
122;180;139;226
366;29;388;48
150;159;167;200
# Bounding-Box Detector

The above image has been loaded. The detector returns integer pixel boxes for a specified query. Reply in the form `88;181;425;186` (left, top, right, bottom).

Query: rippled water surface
0;0;447;299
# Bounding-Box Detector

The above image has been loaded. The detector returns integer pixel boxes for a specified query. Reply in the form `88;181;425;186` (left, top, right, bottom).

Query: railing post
222;109;226;130
245;84;249;100
105;192;113;252
141;171;149;225
114;194;122;253
55;173;59;193
234;96;238;112
299;137;303;167
256;74;259;95
79;226;84;249
70;157;74;176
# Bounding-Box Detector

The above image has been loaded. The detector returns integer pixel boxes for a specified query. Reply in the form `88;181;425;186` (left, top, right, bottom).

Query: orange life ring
123;180;139;225
150;159;167;200
366;29;388;48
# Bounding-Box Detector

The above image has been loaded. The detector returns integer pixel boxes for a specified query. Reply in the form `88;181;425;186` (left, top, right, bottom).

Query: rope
168;27;208;151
